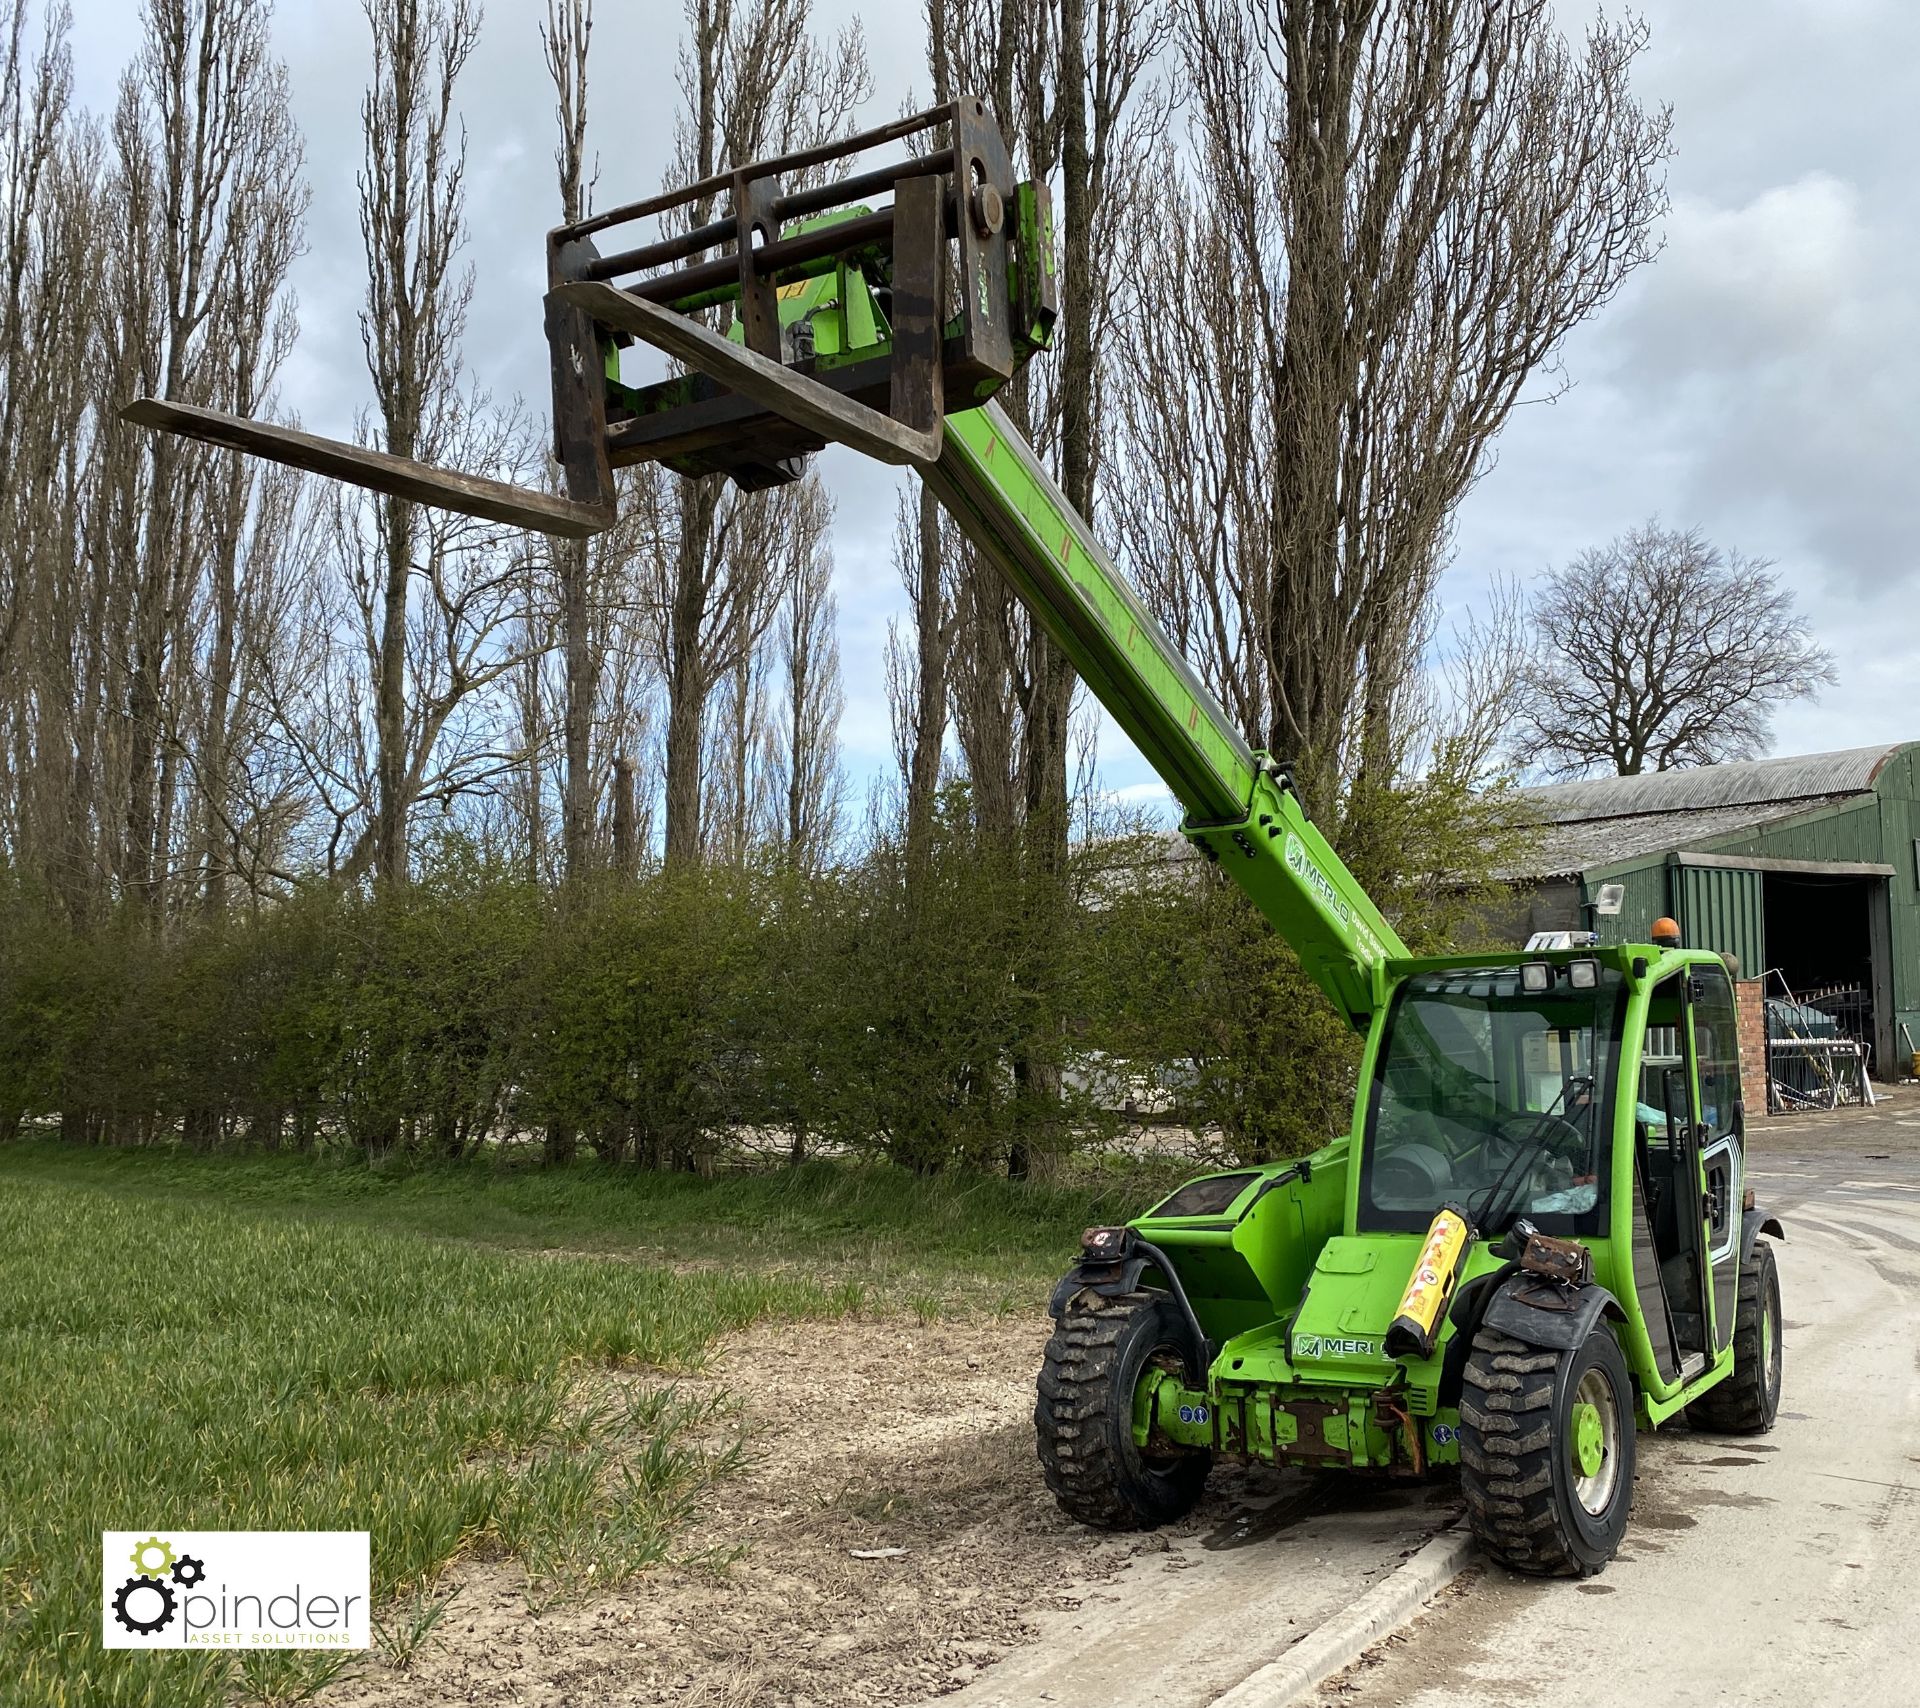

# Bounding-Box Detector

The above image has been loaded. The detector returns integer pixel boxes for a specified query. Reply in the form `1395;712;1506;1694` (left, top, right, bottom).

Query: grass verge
0;1140;1186;1707
0;1138;1184;1306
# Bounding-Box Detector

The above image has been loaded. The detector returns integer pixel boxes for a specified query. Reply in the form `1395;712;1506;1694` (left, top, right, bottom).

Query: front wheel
1459;1319;1635;1577
1686;1240;1782;1433
1035;1291;1211;1530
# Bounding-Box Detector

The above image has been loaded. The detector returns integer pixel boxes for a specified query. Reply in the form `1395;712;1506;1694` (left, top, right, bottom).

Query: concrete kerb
1207;1525;1479;1708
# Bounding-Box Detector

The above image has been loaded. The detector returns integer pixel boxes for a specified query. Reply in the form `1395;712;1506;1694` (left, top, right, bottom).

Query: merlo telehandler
124;98;1784;1578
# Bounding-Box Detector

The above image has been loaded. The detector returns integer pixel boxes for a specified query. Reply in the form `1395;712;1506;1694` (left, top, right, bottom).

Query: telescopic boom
122;97;1407;1029
926;404;1405;1029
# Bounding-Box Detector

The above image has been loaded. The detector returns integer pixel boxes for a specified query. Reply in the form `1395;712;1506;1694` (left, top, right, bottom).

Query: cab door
1685;963;1744;1354
1634;972;1718;1375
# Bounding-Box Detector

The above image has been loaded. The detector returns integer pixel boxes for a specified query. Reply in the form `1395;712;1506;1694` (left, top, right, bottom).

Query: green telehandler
125;99;1783;1578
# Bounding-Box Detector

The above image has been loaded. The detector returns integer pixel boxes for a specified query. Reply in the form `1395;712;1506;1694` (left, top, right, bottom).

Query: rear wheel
1459;1319;1635;1577
1686;1241;1782;1434
1035;1291;1211;1530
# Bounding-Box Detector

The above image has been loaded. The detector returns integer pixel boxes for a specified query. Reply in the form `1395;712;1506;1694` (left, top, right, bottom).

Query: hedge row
0;821;1360;1175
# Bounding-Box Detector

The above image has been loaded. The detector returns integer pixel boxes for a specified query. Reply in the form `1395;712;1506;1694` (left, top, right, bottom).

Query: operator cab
1360;945;1746;1389
1361;960;1624;1238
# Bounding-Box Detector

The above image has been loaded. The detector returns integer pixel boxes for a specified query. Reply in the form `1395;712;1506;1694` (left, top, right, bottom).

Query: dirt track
325;1314;1137;1707
323;1309;1444;1708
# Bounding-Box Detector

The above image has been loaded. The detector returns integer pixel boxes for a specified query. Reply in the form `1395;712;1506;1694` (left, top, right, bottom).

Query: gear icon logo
129;1536;176;1579
112;1574;178;1636
108;1537;207;1640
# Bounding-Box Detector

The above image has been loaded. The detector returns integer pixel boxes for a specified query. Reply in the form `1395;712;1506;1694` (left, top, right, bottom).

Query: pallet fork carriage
126;99;1785;1579
130;97;1048;525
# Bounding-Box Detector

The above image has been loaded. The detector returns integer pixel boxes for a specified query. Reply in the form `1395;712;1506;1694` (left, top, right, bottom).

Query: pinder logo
102;1532;369;1650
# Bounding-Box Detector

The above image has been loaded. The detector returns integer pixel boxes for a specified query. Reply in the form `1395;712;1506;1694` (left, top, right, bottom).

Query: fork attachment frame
120;96;1053;528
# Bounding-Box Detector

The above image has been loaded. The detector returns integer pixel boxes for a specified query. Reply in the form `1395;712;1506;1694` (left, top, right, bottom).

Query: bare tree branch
1516;521;1838;777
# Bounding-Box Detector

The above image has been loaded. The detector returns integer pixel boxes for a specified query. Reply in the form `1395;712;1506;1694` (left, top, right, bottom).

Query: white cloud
1105;782;1178;808
1643;175;1865;364
1452;0;1920;760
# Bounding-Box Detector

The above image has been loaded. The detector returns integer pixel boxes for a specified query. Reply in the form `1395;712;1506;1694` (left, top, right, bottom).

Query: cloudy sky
67;0;1920;814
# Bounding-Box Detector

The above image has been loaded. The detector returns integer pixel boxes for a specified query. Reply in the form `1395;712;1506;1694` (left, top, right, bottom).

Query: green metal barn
1506;743;1920;1079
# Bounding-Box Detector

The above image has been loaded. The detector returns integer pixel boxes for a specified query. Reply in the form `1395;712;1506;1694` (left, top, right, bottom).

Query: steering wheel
1492;1112;1590;1166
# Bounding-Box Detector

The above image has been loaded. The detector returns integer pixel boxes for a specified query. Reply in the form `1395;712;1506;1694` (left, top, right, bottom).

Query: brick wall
1735;977;1768;1119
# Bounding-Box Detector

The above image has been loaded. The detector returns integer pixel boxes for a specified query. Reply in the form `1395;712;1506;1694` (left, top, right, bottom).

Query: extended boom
122;96;1405;1027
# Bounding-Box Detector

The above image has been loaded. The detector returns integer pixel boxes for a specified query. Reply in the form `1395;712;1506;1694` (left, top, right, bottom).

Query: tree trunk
1032;0;1092;863
905;485;948;874
662;539;708;867
123;432;180;921
547;0;599;883
200;464;244;914
374;490;413;889
561;535;593;877
611;754;639;874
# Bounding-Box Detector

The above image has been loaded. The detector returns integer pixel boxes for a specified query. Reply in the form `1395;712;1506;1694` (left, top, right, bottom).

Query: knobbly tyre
120;96;1783;1580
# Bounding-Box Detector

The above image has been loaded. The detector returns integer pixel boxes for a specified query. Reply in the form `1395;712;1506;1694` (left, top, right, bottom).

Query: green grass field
0;1141;1177;1708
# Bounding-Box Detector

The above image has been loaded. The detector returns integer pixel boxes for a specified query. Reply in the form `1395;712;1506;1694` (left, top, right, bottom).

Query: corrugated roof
1501;794;1866;880
1499;741;1916;880
1519;743;1907;823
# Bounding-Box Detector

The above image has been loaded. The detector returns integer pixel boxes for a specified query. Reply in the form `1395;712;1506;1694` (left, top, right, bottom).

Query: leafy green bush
0;767;1522;1174
517;866;766;1167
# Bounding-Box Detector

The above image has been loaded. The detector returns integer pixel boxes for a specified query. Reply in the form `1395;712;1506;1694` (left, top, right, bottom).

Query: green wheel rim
1572;1400;1604;1479
1569;1367;1621;1514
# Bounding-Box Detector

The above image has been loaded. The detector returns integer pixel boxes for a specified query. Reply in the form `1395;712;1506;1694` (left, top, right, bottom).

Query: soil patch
322;1312;1207;1707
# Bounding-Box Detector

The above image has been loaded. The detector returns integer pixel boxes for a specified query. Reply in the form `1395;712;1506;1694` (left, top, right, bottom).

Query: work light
1521;962;1551;994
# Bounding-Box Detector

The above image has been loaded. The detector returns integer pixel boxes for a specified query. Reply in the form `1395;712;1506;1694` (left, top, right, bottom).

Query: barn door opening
1761;870;1891;1080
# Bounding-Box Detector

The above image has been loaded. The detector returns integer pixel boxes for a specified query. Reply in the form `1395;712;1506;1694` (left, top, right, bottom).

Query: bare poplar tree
1033;0;1163;858
926;0;1163;865
506;541;556;882
0;1;83;901
104;0;305;921
920;0;1166;1176
883;486;960;870
1120;0;1671;818
193;66;306;913
357;0;479;889
0;0;310;925
705;641;771;865
1517;523;1836;777
692;470;835;862
197;461;324;896
596;575;657;868
542;0;599;882
769;499;845;868
949;550;1023;836
891;2;969;869
652;0;867;867
0;1;68;506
